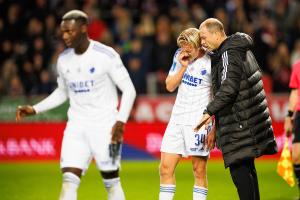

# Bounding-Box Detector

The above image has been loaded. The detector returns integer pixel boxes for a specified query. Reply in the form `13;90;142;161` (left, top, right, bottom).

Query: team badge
90;67;95;73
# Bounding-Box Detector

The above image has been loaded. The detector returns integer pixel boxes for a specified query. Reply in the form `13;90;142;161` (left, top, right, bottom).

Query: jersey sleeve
168;49;182;76
33;58;68;113
108;54;130;84
289;63;300;89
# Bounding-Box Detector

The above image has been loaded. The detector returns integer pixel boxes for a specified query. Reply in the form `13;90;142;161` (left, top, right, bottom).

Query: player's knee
101;169;119;179
159;162;174;178
62;172;81;185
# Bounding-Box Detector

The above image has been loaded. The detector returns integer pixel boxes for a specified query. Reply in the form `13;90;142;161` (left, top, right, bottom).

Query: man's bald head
199;18;225;35
198;18;227;51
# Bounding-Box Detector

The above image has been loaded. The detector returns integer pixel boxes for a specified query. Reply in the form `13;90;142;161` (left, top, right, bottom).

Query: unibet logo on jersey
68;80;95;93
182;73;202;87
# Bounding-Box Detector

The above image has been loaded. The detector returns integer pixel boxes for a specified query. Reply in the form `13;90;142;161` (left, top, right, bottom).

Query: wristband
286;110;294;117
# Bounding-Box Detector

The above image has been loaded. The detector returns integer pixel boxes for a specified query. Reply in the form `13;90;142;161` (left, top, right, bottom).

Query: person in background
284;59;300;199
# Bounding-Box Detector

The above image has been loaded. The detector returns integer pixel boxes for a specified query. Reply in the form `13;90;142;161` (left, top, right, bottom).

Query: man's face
199;26;218;52
180;43;199;61
60;20;83;48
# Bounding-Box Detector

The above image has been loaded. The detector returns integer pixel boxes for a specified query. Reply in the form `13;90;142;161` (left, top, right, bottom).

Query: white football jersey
168;49;212;126
56;40;130;123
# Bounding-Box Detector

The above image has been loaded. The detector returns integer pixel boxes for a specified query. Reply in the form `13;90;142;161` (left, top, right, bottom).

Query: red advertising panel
0;94;290;161
0;122;286;161
0;123;65;161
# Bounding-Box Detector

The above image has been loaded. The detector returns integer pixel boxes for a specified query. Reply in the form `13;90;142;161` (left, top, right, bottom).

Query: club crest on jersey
201;69;207;75
90;67;95;73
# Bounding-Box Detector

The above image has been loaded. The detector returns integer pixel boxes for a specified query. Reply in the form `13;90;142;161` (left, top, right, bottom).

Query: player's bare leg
159;152;181;200
59;167;82;200
101;169;125;200
192;156;208;200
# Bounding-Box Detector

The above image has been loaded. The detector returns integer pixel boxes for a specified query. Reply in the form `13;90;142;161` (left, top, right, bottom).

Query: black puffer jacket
206;33;278;168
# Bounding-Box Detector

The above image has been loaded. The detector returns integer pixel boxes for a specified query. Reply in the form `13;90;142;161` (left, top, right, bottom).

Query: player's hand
16;105;36;122
284;116;293;137
111;121;125;144
194;113;211;132
206;125;216;151
178;50;191;67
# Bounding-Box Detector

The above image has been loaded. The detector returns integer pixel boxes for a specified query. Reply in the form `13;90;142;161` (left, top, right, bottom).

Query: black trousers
229;158;260;200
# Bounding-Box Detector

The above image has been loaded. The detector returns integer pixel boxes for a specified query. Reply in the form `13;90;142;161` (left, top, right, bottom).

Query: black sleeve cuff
203;109;212;116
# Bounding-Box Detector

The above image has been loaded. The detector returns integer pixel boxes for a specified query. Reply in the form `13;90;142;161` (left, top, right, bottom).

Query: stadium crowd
1;0;300;97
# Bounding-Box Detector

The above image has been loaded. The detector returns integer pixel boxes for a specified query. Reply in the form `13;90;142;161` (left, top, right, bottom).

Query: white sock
159;184;175;200
193;186;208;200
59;172;80;200
103;177;125;200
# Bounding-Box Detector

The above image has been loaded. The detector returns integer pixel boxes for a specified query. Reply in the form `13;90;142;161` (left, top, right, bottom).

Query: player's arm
16;62;68;122
108;55;136;143
107;55;136;163
16;88;68;121
166;50;189;92
284;89;298;137
113;77;136;142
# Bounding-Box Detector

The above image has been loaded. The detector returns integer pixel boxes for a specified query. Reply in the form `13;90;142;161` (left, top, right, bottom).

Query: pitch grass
0;160;298;200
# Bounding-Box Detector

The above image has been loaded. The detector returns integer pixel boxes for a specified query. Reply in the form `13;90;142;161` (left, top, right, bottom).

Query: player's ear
81;24;87;34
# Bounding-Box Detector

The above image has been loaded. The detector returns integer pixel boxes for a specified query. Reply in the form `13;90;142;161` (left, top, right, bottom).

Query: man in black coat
195;18;278;200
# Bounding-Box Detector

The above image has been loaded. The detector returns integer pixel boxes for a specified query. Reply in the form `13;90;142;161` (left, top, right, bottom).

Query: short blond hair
177;28;201;49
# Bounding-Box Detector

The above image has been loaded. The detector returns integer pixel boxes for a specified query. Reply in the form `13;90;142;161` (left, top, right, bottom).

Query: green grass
0;160;298;200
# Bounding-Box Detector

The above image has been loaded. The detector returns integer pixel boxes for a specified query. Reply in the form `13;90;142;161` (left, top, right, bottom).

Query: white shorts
60;120;120;173
160;123;210;157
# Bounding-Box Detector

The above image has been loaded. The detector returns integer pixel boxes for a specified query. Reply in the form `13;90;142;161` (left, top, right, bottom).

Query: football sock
103;177;125;200
59;172;80;200
193;186;208;200
159;184;176;200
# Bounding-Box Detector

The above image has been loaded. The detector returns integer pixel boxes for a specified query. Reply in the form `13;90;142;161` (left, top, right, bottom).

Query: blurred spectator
1;59;17;86
0;78;4;98
84;6;108;42
31;0;50;19
111;5;133;54
37;70;55;95
190;3;207;26
171;8;196;38
8;75;23;97
20;60;39;96
4;3;23;41
0;40;13;63
150;15;177;93
253;17;278;73
214;7;229;33
268;42;291;93
123;38;148;94
291;39;300;66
